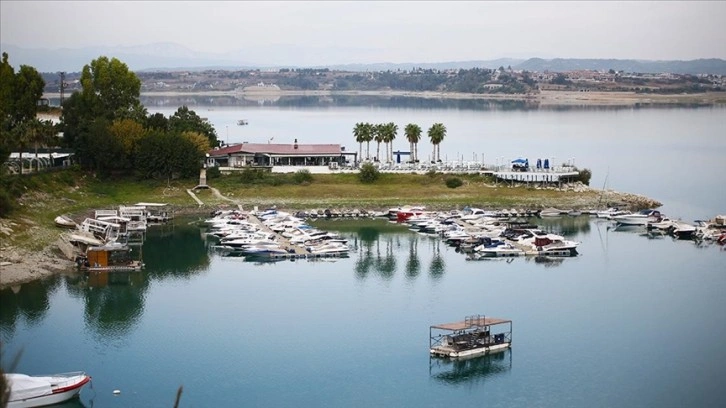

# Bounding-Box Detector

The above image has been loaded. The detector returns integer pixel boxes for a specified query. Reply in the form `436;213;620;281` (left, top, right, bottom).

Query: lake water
2;97;725;407
143;96;725;221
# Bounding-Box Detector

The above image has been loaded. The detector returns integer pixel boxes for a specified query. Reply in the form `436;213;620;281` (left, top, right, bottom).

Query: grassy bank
1;169;655;253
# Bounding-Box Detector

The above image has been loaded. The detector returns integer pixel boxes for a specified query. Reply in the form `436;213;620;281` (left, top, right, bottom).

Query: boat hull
430;342;511;359
7;373;90;408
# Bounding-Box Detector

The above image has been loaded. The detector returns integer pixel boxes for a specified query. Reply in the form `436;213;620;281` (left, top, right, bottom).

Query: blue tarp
511;158;528;164
544;159;550;169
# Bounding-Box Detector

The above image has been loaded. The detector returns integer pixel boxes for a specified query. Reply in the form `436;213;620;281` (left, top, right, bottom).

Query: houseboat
75;243;144;272
430;314;512;359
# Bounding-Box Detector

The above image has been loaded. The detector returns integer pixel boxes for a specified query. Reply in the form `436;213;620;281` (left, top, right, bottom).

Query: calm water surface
2;98;725;407
146;96;725;221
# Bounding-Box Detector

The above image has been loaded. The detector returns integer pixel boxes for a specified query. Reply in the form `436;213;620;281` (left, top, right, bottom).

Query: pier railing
465;314;486;328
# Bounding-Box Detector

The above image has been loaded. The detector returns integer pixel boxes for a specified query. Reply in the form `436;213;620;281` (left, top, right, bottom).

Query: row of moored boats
204;208;352;259
383;206;581;260
596;208;726;242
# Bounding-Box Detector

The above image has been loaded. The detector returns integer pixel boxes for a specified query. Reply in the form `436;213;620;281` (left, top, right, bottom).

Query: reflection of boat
430;349;512;385
237;119;248;126
6;371;91;408
430;314;512;359
54;215;77;229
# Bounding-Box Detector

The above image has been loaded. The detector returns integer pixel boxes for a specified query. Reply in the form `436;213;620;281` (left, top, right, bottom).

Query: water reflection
80;270;148;340
429;239;445;280
138;95;711;112
143;223;210;279
534;215;592;236
429;350;512;386
0;276;62;340
405;235;421;280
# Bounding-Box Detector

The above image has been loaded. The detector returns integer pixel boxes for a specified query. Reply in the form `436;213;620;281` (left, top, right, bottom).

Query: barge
430;314;512;359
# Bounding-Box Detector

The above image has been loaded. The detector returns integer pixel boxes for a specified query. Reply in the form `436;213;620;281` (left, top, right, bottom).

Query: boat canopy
7;373;54;400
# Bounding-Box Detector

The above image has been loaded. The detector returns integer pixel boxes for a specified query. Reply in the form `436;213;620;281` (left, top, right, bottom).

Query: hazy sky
2;1;725;63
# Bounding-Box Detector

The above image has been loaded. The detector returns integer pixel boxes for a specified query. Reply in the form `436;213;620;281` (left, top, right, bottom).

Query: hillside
3;42;726;75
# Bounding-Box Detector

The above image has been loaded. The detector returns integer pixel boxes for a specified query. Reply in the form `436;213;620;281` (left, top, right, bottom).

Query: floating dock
430;314;512;359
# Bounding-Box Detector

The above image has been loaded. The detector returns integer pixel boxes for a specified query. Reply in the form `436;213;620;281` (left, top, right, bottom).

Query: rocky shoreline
0;184;661;289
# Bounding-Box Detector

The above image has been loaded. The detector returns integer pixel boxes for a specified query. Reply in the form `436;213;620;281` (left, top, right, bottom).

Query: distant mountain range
2;42;725;75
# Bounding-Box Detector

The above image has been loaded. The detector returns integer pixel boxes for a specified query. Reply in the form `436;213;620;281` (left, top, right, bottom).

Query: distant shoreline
43;90;726;106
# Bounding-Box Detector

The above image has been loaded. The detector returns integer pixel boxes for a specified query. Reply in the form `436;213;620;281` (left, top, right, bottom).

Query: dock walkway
246;214;310;257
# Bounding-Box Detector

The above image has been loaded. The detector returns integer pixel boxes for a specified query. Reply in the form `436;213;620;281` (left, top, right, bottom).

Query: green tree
0;53;45;168
109;118;146;170
168;106;219;148
146;112;169;131
75;118;125;177
13;65;46;124
428;123;446;162
135;130;204;181
0;52;15;123
79;56;145;121
404;123;421;163
61;56;145;160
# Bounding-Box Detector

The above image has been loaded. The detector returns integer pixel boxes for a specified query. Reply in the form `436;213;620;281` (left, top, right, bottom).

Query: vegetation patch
445;177;464;189
358;163;380;183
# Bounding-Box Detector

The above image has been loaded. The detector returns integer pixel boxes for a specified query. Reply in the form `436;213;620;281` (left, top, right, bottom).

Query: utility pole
59;72;66;106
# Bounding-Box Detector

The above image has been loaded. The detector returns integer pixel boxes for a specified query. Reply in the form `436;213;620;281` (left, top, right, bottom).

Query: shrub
577;168;592;185
445;177;463;189
239;169;266;184
426;169;438;178
206;166;221;179
292;169;313;184
0;188;14;217
358;163;380;183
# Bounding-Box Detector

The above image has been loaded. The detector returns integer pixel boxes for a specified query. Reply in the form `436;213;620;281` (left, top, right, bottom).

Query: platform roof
209;143;342;157
430;317;511;331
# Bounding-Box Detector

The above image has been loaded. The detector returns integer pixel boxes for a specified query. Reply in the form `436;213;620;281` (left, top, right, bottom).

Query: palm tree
362;122;373;160
428;123;446;162
384;122;397;163
373;123;384;162
404;123;421;163
353;122;366;165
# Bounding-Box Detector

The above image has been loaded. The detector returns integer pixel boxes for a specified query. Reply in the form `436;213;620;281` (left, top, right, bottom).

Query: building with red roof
207;139;356;170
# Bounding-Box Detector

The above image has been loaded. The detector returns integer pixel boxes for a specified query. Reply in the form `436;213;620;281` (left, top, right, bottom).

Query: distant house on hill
207;140;356;172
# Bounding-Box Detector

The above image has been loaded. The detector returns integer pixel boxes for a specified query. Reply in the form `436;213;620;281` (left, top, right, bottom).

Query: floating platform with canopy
429;314;512;359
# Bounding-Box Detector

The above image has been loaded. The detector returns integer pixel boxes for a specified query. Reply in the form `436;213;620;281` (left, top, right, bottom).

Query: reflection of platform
430;349;512;385
86;270;144;288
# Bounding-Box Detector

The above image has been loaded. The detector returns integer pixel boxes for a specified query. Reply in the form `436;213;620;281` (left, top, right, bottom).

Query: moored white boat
472;242;524;258
6;371;91;408
671;221;697;239
612;209;663;226
54;215;77;229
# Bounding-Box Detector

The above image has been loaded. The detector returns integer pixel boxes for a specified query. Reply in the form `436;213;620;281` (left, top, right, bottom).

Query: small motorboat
237;119;248;125
54;215;77;229
5;371;91;408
